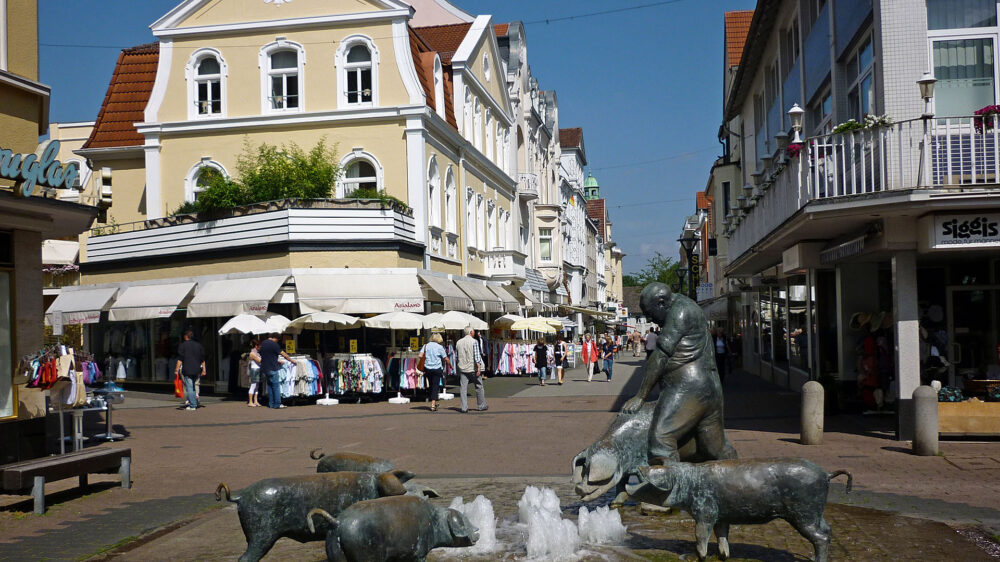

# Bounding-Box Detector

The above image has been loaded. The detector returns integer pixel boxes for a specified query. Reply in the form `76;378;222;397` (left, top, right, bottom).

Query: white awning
419;274;473;312
108;282;196;322
42;240;79;265
295;273;424;314
454;279;503;313
487;284;520;313
187;275;287;318
45;287;118;325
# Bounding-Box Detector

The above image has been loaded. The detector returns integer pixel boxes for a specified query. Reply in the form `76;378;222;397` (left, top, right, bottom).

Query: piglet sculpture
307;495;479;562
311;449;440;498
626;459;852;562
216;470;413;562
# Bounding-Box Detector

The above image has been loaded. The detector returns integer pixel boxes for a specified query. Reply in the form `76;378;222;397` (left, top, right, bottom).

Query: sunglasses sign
0;140;80;197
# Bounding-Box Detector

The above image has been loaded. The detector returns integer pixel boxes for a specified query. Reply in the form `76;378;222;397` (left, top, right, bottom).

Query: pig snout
574;450;620;501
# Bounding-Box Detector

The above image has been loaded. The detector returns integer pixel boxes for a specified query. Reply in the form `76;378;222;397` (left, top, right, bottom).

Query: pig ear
637;465;651;479
377;473;408;496
447;510;470;538
644;467;671;489
391;469;415;483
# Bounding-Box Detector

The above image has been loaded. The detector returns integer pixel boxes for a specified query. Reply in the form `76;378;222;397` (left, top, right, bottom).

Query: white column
143;134;162;219
405;116;428;268
893;250;920;440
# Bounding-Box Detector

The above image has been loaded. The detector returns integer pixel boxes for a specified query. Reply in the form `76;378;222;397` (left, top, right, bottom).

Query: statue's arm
656;312;686;357
622;349;667;413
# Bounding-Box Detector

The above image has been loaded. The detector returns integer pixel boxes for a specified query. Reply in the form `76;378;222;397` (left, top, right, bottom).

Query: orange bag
174;373;184;398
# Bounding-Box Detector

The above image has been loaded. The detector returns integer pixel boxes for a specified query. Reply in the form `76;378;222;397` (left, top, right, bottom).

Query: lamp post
678;236;699;300
788;103;805;144
676;266;688;296
917;72;937;188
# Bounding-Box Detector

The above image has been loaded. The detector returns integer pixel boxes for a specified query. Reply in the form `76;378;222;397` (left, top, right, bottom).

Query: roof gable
724;10;753;68
413;22;472;64
82;43;159;150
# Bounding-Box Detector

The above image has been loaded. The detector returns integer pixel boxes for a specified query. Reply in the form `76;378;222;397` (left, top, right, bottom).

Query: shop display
324;354;385;395
490;341;553;376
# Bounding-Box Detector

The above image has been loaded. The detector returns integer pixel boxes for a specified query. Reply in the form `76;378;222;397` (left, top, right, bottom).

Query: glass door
946;286;1000;385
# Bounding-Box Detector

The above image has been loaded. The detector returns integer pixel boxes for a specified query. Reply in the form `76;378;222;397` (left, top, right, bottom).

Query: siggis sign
0;140;80;197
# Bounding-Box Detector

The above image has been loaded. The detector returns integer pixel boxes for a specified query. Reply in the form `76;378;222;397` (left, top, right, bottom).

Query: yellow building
53;0;526;390
1;0;97;461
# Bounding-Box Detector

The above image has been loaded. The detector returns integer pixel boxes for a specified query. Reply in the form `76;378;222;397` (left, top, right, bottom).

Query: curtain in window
927;0;996;30
933;38;996;116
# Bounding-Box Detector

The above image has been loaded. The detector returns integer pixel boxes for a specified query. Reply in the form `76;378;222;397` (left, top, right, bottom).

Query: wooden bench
0;447;131;514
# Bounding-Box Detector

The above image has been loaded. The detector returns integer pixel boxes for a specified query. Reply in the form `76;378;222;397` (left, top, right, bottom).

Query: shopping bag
174;373;184;398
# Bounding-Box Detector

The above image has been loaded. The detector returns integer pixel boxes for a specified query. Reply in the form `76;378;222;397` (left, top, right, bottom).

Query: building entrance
946;286;1000;386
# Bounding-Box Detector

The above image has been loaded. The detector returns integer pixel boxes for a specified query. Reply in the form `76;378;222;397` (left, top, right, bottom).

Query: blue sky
39;0;757;274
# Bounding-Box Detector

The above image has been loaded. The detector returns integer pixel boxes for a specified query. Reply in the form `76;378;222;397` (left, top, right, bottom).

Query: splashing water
577;505;627;545
449;495;499;554
518;486;581;559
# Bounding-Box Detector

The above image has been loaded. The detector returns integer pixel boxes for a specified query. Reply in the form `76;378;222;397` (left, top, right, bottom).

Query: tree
624;251;682;288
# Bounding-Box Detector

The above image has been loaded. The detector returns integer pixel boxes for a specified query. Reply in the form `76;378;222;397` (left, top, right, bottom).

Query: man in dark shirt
260;333;297;409
175;330;205;410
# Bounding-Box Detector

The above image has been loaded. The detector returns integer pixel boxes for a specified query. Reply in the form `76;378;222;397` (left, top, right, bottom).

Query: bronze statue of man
622;282;737;465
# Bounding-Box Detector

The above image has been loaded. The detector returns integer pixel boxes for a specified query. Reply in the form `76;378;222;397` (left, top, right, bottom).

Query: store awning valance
42;240;79;265
187;275;287;318
454;279;503;313
46;287;118;325
700;296;729;322
560;305;616;318
419;274;473;312
487;284;520;313
109;282;196;322
295;274;424;314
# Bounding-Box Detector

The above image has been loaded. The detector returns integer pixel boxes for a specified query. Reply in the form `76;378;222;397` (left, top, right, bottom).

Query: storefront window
759;289;772;362
0;271;12;418
773;286;789;370
788;275;810;372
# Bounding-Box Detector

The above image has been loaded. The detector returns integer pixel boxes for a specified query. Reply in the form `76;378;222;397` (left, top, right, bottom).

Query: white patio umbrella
493;314;525;329
363;311;426;330
285;311;361;333
510;317;557;333
424;310;487;331
218;312;291;335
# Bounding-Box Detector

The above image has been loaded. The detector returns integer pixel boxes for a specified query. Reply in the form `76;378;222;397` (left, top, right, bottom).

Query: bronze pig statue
573;402;704;504
626;459;852;562
307;495;479;562
216;470;413;562
311;449;439;498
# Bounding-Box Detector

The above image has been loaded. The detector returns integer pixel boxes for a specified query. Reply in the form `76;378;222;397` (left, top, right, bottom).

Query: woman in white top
248;339;262;407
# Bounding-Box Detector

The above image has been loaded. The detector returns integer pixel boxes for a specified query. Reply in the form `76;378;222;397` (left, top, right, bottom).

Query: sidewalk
0;360;997;560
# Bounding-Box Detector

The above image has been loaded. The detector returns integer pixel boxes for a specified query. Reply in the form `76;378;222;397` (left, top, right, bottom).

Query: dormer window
433;55;445;118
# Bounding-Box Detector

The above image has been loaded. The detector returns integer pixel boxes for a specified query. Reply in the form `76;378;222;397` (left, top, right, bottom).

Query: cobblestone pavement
0;359;998;560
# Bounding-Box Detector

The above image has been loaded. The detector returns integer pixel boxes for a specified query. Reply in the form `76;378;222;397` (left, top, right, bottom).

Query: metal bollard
801;380;824;445
912;385;939;456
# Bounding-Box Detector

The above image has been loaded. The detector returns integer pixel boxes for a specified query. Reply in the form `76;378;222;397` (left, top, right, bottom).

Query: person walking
644;328;658;359
553;335;567;385
713;327;729;383
456;328;487;412
175;329;205;411
582;332;600;382
602;334;616;382
419;333;451;412
631;330;642;357
260;333;297;409
533;338;549;386
247;339;262;407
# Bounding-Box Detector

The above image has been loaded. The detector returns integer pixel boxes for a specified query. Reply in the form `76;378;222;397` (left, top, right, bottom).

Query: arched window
186;48;227;119
504;130;511;173
337;151;384;197
464;87;473;140
485;110;493;160
487;203;496;250
427;156;441;228
473;99;482;151
476;194;485;250
337;36;379;108
466;189;475;248
433;55;444;118
184;159;229;203
495;123;503;169
259;40;305;113
445;167;456;233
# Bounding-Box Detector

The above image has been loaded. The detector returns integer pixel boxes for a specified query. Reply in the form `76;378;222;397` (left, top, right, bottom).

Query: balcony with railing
726;114;1000;262
86;198;416;264
484;248;527;280
517;173;539;200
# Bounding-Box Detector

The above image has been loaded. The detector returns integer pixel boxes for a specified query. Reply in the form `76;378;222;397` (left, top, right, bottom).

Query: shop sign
0;140;80;197
349;339;358;353
285;339;295;354
409;337;420;351
394;300;423;311
933;215;1000;247
246;302;269;314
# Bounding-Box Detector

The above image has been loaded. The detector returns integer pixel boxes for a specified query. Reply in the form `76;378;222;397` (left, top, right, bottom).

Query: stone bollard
912;385;939;456
801;380;824;445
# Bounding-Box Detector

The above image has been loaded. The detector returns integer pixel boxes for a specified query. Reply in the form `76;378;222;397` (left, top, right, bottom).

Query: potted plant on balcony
974;104;1000;133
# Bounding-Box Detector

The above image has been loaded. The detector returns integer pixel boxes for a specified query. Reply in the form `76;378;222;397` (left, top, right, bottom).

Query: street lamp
788;103;805;144
917;72;937;117
676;266;689;296
917;72;937;188
678;236;699;300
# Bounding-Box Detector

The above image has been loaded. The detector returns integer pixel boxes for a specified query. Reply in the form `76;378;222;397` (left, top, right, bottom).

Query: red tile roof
724;10;753;69
587;199;607;235
559;128;583;149
408;27;458;130
412;23;473;65
696;191;712;210
83;43;158;150
494;23;509;37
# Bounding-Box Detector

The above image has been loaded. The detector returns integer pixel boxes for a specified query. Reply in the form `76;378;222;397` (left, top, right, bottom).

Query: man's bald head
640;282;674;327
